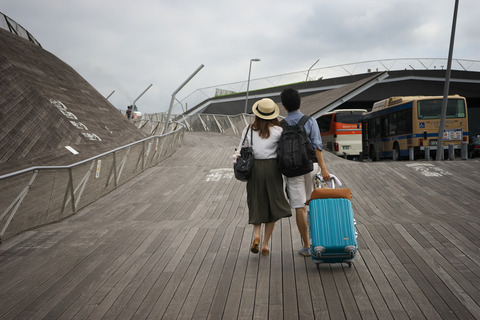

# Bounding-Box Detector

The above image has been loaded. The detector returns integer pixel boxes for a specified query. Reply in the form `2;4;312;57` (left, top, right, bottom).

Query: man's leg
295;206;310;249
285;173;312;256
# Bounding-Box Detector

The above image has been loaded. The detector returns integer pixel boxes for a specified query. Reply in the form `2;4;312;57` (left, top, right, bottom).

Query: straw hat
252;98;280;120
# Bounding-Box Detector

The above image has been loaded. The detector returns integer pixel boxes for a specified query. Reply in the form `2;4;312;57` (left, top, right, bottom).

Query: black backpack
277;115;316;177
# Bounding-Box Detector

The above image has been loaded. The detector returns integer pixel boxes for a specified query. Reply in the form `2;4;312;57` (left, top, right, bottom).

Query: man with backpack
279;88;330;257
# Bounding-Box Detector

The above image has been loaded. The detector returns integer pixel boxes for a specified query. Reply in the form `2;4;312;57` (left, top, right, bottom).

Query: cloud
2;0;479;114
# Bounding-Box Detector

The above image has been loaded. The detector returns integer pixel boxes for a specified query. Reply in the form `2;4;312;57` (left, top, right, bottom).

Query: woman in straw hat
236;98;292;256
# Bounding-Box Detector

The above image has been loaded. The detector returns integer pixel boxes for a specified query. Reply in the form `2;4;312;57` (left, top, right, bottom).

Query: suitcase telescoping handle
314;173;340;189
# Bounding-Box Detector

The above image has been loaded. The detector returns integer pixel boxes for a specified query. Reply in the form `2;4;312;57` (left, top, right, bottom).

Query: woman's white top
237;125;283;160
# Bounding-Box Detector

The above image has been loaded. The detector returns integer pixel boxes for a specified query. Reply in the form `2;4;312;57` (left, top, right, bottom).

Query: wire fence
174;58;480;114
0;12;41;47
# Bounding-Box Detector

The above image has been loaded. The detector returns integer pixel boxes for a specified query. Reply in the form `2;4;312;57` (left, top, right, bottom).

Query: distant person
280;88;330;257
125;105;133;119
236;98;292;256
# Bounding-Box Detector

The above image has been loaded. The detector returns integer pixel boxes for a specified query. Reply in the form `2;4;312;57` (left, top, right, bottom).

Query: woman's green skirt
247;159;292;224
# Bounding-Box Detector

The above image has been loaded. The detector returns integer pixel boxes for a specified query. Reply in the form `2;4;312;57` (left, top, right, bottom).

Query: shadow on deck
1;131;480;319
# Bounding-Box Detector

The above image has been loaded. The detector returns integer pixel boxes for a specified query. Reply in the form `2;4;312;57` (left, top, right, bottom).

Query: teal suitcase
308;197;357;268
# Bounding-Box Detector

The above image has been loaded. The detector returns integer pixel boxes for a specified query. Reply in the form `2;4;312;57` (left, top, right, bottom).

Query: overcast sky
2;0;479;114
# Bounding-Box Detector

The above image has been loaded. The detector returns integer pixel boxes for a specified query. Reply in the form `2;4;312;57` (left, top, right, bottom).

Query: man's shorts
285;163;318;209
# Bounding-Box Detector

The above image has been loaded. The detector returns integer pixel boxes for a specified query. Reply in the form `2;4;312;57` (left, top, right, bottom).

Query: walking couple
236;88;330;257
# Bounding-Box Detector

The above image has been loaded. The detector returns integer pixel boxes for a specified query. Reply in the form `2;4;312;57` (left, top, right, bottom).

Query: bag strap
250;125;253;146
297;115;310;127
241;125;252;147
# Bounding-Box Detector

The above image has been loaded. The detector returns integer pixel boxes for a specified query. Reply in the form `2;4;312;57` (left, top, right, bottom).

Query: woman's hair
252;116;280;139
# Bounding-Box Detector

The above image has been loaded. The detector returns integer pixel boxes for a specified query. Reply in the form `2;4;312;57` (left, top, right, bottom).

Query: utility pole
436;0;459;161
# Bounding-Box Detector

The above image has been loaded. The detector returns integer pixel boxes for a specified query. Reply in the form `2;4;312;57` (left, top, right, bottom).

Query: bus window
447;99;466;118
318;114;333;133
373;118;380;138
397;109;412;135
367;119;375;138
335;111;364;124
389;113;397;135
418;99;466;119
381;117;388;137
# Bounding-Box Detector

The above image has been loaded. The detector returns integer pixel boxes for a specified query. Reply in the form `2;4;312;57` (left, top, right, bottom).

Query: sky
2;0;480;115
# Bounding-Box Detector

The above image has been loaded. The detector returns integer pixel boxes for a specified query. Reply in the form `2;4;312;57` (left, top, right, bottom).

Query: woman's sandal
261;247;270;256
250;238;260;254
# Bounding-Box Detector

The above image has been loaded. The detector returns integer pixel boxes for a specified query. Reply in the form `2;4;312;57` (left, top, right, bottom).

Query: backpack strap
297;115;310;127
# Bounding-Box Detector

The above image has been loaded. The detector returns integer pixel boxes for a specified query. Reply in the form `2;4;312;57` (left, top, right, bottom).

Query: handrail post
163;65;204;135
68;168;76;213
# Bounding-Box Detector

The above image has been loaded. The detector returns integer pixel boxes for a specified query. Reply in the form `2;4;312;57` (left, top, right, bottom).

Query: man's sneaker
299;246;311;257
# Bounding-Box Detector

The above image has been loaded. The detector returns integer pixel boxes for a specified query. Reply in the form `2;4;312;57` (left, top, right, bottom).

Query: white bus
317;109;367;158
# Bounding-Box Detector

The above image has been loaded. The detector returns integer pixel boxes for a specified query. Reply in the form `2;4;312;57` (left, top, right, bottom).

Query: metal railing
0;12;41;47
134;113;255;136
0;122;184;242
0;111;254;242
172;58;480;114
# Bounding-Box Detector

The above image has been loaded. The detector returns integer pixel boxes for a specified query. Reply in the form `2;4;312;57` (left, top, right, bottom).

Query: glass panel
418;99;465;119
335;111;364;124
318;114;333;133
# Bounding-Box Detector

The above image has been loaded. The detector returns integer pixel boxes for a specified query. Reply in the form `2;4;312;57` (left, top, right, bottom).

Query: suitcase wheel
345;245;356;259
313;246;326;258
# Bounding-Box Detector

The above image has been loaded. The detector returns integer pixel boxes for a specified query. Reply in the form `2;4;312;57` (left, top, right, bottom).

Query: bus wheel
393;142;401;161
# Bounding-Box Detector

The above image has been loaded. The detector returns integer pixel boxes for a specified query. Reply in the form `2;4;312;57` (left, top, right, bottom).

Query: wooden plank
143;227;208;319
348;249;394;319
221;227;252;320
362;223;424;319
190;226;234;319
267;224;284;320
27;230;144;319
237;232;260;320
389;223;468;319
98;229;172;319
281;218;298;320
0;229;116;319
1;132;480;320
58;229;153;320
373;223;443;319
206;226;244;319
111;228;182;319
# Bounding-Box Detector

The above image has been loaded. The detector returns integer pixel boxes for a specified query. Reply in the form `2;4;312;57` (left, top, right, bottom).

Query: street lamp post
244;58;261;114
306;59;319;81
130;84;153;120
435;0;459;161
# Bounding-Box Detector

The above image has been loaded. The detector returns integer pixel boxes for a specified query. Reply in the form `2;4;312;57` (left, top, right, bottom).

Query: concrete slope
0;28;147;175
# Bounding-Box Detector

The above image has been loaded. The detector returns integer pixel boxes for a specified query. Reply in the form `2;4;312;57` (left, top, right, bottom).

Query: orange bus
317;109;367;159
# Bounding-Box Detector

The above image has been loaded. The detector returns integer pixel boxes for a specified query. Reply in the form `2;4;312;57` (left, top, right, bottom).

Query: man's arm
316;148;330;181
308;117;330;181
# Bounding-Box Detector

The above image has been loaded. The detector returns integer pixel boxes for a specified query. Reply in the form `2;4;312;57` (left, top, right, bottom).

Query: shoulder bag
234;125;254;181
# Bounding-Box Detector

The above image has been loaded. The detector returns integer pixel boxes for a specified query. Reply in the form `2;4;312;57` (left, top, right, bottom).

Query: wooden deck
1;131;480;320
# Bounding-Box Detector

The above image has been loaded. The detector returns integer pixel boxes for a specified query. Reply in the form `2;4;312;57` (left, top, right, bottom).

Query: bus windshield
335;111;364;124
417;99;466;119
